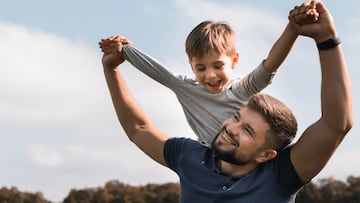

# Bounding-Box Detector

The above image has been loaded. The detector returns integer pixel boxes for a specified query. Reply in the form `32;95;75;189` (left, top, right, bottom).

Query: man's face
190;51;238;94
212;107;271;165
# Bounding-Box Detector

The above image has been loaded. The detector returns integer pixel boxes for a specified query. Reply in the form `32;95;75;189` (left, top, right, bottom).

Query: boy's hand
289;1;319;25
289;0;337;43
99;36;133;69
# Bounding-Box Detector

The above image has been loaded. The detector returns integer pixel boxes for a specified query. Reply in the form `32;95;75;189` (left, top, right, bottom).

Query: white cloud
316;147;360;182
0;22;105;129
174;0;282;31
27;144;64;168
25;142;178;201
0;22;182;201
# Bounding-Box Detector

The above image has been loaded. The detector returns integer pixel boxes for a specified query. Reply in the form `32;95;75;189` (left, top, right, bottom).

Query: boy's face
190;51;239;94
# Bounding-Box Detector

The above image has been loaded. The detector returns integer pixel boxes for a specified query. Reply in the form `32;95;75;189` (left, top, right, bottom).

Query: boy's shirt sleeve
122;45;184;89
231;61;276;98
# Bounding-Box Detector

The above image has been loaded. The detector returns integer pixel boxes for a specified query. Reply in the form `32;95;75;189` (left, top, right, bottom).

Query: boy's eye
214;64;224;69
195;65;206;71
213;62;225;69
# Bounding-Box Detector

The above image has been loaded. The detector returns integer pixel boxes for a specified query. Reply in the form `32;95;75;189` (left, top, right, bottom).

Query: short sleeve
277;146;305;194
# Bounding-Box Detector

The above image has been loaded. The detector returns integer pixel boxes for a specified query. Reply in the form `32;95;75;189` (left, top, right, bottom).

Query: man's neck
219;160;258;177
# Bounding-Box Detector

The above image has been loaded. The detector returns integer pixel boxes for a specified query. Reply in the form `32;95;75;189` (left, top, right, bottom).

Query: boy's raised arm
263;1;318;72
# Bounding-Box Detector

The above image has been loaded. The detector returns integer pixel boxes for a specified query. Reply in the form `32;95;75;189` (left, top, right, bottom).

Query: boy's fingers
310;0;316;9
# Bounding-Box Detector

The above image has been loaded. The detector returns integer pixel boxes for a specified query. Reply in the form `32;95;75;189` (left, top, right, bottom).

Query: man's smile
221;129;239;147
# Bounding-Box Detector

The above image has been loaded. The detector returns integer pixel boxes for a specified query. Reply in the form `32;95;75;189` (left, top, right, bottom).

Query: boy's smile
190;51;238;94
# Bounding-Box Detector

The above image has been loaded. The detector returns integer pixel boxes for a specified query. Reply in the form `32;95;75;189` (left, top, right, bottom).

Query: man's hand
99;36;133;70
290;1;319;25
289;0;337;43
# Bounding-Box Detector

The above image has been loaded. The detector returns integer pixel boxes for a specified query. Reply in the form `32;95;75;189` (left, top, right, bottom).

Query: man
100;1;352;202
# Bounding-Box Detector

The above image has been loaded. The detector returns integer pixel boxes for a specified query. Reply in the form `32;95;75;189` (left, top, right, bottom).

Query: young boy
99;6;318;147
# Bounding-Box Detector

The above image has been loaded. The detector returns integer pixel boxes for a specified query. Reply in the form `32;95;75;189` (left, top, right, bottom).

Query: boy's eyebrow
213;60;226;64
212;61;225;67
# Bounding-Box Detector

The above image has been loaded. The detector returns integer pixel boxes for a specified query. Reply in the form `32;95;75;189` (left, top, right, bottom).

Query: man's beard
211;128;249;166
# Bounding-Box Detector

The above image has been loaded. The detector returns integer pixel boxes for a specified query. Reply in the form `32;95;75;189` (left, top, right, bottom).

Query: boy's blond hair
185;20;236;59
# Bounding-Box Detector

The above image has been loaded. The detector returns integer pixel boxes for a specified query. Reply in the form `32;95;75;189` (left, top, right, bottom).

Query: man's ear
255;149;277;163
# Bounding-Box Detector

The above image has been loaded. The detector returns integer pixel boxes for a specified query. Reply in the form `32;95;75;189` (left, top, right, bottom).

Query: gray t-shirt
123;45;275;147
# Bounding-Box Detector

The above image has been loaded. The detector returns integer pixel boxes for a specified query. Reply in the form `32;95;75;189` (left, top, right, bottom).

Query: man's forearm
319;44;353;134
104;67;150;138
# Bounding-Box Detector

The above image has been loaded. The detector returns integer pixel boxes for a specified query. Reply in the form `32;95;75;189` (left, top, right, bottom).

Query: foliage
63;180;180;203
2;176;360;202
0;187;49;203
296;176;360;203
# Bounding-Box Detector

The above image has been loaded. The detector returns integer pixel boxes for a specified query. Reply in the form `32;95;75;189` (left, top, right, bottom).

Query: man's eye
245;126;254;136
233;115;239;121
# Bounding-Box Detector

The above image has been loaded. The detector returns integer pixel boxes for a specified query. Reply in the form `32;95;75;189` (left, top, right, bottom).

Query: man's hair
185;20;236;59
247;94;298;151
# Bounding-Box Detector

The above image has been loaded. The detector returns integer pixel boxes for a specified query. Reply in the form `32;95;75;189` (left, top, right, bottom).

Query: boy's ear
232;53;240;69
255;149;277;163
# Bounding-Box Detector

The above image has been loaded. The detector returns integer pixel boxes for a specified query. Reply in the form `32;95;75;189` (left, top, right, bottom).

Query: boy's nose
205;70;217;79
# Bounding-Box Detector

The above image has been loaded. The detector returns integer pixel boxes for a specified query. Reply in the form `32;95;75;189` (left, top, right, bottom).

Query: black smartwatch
317;37;341;51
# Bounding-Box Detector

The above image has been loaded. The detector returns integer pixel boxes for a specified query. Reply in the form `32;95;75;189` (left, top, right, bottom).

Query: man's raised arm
99;36;169;166
289;1;353;183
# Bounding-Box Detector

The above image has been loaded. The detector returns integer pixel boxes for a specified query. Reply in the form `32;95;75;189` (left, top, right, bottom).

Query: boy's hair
185;20;236;59
247;94;298;151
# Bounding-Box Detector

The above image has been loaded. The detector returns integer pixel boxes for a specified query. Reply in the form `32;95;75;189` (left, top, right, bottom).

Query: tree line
1;176;359;203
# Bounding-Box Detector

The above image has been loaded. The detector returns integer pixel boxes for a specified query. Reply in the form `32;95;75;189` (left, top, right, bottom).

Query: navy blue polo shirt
164;137;304;203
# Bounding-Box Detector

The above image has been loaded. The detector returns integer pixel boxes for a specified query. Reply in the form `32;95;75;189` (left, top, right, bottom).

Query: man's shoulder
164;137;209;159
166;137;205;150
164;137;209;171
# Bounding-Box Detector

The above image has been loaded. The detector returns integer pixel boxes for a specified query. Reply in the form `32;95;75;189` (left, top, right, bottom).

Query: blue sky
1;0;359;202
